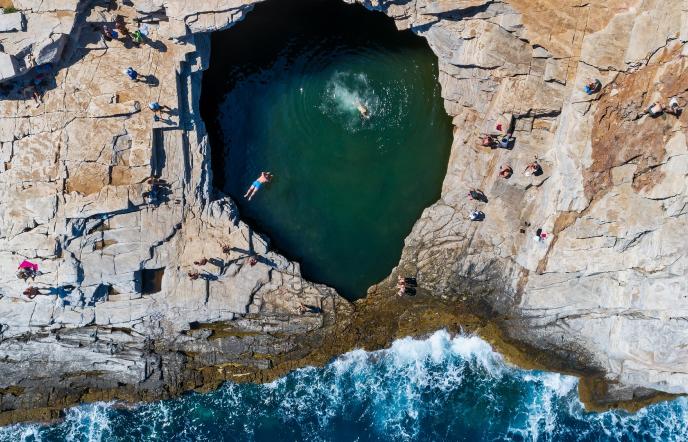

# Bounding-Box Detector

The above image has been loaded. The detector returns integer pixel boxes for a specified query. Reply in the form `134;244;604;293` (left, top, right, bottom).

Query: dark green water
201;0;452;299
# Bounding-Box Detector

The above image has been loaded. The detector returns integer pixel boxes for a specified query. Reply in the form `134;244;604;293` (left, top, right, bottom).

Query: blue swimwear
252;180;262;189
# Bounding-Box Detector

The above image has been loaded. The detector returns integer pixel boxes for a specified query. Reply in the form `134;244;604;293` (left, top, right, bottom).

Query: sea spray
2;331;688;441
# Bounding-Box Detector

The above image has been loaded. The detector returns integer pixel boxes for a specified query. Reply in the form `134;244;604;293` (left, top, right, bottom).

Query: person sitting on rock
524;161;543;177
479;134;499;148
499;164;513;179
101;25;118;41
397;275;417;287
534;228;549;242
244;172;273;201
17;260;38;281
21;84;42;107
188;271;200;281
397;279;417;297
666;97;682;117
193;258;208;266
469;210;485;221
647;102;664;117
132;28;144;46
468;188;488;203
498;133;514;149
584;79;602;95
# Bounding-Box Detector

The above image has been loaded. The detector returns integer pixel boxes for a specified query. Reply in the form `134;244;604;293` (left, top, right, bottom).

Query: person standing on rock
149;101;162;121
115;16;130;38
244;172;273;201
124;67;140;82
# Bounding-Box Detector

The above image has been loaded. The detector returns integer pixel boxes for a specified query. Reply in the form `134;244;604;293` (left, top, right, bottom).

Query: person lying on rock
297;302;322;315
469;210;485;221
647;102;664;118
468;188;488;203
244;172;273;201
23;286;44;299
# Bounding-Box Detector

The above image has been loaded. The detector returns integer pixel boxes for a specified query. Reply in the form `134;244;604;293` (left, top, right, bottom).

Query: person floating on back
244;172;273;201
584;79;602;95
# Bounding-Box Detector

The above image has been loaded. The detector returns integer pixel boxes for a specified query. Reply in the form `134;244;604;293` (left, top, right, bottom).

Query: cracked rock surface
0;0;685;423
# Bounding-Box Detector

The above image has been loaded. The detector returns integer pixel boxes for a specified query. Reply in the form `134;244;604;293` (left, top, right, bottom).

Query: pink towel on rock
18;260;38;272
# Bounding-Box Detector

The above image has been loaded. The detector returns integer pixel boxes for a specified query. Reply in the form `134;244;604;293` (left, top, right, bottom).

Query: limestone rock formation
0;0;685;423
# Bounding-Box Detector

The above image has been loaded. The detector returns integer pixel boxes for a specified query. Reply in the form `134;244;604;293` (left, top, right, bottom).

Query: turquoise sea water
3;330;687;441
201;0;453;299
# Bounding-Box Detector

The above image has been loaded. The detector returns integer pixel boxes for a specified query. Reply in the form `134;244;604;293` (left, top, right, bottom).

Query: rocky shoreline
0;0;686;425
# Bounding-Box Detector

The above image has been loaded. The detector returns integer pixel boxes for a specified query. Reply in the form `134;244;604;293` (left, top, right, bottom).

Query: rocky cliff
0;0;685;424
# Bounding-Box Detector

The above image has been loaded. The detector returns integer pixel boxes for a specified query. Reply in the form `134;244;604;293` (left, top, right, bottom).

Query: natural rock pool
201;0;452;299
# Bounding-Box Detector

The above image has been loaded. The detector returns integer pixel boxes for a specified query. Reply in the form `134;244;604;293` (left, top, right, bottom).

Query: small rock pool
201;0;453;299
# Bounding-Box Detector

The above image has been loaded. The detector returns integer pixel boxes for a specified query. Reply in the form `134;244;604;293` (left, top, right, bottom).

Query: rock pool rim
200;0;452;299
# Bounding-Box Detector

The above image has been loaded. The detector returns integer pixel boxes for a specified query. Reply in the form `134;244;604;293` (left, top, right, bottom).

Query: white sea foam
321;71;383;133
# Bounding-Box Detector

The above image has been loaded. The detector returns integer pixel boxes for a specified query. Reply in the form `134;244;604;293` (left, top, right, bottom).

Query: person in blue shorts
244;172;273;201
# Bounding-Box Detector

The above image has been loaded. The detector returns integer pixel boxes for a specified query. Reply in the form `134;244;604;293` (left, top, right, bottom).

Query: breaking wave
2;330;687;441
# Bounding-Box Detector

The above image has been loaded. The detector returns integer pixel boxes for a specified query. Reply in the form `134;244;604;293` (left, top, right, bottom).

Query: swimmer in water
244;171;273;201
356;101;370;119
